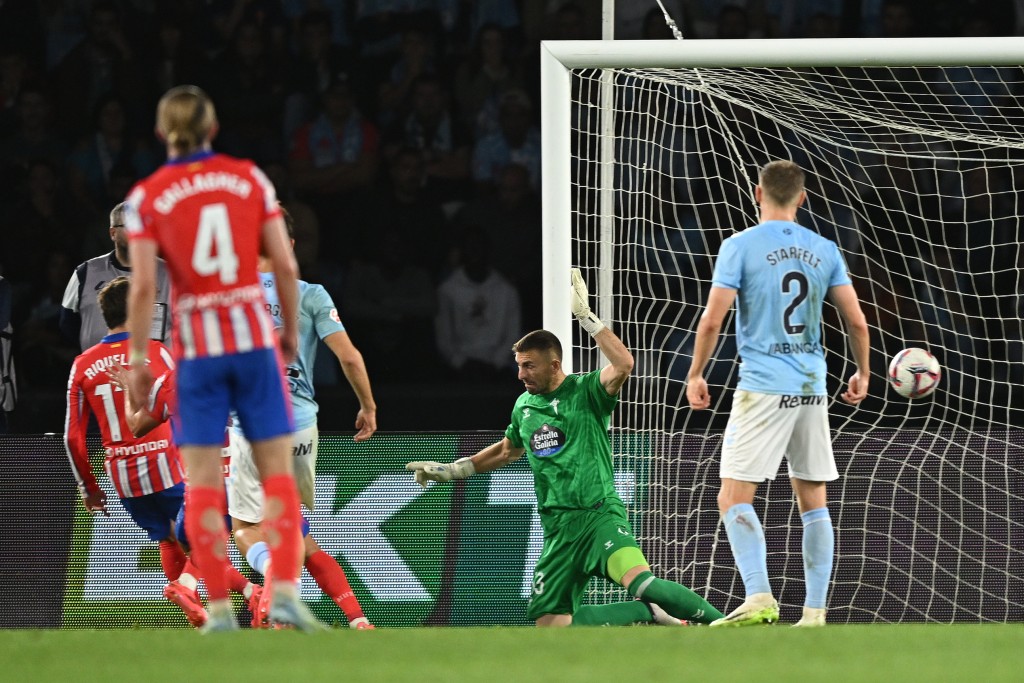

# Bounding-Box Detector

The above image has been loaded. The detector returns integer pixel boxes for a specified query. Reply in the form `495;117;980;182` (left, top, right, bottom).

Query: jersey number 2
192;203;240;285
781;271;808;334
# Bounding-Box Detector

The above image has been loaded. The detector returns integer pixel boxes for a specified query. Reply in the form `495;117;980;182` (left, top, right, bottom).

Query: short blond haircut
758;160;805;207
156;85;217;156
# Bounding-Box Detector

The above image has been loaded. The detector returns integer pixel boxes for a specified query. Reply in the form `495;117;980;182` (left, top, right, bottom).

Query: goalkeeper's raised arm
570;268;634;396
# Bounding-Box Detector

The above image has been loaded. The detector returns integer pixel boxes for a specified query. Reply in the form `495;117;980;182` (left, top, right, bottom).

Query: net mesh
569;64;1024;622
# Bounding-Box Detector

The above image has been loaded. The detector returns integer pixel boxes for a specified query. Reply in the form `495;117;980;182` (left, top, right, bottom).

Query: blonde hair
156;85;217;156
758;160;805;207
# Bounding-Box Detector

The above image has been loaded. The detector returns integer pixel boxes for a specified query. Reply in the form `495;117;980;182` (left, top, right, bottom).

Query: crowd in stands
0;0;1020;433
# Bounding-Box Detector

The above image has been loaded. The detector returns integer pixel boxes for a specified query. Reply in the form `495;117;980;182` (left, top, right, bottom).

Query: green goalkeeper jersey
504;370;621;532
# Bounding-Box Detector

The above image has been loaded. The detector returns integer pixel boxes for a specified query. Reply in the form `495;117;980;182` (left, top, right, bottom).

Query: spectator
0;274;15;432
0;47;35;139
351;146;449;278
342;226;437;380
12;250;77;392
0;83;68;180
453;22;525;137
204;19;288;162
282;9;359;142
376;25;440;129
140;11;210;105
382;73;472;203
716;4;755;39
471;88;541;193
281;0;353;49
2;159;82;298
66;94;159;217
435;226;522;380
452;162;541;328
288;72;380;264
51;0;144;141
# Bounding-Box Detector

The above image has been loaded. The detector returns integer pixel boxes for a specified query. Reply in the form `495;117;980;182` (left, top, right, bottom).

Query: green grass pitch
2;625;1022;683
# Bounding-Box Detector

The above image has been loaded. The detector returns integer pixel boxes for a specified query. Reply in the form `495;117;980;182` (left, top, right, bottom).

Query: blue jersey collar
102;331;131;344
166;149;215;166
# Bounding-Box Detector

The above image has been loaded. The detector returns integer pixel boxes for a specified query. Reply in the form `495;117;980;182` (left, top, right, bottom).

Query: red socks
261;474;302;585
184;485;231;600
159;540;187;581
306;550;364;620
225;563;251;596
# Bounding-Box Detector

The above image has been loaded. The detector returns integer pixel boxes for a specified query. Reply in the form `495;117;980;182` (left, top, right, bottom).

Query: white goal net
542;39;1024;622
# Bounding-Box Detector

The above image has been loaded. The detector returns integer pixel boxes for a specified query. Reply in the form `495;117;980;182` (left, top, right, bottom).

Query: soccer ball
887;347;941;399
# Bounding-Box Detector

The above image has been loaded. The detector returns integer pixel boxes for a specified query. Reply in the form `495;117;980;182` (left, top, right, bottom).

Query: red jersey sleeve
63;358;99;495
247;162;282;223
123;184;157;243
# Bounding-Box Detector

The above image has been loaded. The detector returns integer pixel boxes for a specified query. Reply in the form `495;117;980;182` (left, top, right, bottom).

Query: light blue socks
245;541;271;576
723;503;771;597
801;507;834;609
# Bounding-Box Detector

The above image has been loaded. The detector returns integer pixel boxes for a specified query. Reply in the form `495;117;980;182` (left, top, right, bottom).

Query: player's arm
829;283;871;405
686;286;737;410
322;330;377;442
569;268;634;395
406;437;525;487
106;364;161;437
126;237;159;398
63;365;106;515
261;214;300;363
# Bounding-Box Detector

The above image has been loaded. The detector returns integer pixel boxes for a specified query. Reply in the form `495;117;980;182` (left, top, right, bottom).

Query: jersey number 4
192;203;240;285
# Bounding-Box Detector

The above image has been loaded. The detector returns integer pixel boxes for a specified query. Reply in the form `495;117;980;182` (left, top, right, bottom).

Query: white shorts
227;424;318;523
719;390;838;483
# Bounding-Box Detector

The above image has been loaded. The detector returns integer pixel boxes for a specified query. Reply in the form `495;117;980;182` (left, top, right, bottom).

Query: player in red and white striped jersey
123;85;320;632
63;277;203;625
111;365;264;629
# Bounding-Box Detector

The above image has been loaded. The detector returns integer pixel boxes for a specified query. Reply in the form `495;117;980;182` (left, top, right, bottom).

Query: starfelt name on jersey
765;247;822;268
153;171;252;214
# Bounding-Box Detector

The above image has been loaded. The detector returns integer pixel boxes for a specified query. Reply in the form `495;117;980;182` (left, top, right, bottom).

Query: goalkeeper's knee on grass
626;570;724;624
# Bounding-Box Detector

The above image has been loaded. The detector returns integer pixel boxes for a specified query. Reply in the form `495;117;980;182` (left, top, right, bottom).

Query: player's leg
712;390;794;627
121;483;207;627
232;350;324;631
284;425;372;627
228;428;282;628
526;529;585;627
182;444;238;630
304;536;373;628
787;401;838;628
574;511;723;626
790;479;830;627
174;356;240;632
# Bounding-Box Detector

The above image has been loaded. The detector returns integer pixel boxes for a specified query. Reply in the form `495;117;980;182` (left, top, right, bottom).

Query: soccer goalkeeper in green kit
408;269;724;627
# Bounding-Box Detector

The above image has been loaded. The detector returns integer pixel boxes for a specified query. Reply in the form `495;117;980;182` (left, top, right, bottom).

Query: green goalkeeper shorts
526;501;648;621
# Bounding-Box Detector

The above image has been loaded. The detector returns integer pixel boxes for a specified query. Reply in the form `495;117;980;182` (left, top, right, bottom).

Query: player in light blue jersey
686;160;870;628
228;208;378;628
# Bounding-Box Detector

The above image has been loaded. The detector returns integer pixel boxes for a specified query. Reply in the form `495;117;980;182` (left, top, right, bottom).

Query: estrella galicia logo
530;423;565;457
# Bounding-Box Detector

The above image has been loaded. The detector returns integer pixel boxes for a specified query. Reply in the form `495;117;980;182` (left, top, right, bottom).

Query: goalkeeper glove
570;268;606;337
406;457;476;488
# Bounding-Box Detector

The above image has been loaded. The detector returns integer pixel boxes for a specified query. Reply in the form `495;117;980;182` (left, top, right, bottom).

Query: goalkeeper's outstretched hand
570;268;605;336
406;458;476;488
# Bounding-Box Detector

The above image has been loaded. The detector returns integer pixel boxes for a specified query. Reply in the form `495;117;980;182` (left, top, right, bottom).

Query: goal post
541;37;1024;622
